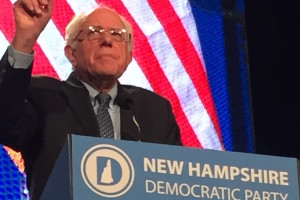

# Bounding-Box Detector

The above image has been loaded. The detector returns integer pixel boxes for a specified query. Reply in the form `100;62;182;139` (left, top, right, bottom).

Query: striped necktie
95;94;114;138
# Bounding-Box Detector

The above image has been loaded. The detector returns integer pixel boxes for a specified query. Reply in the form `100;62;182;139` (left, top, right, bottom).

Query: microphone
132;115;141;141
116;84;141;141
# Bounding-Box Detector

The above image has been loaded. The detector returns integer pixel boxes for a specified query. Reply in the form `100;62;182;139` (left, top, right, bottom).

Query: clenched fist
12;0;54;53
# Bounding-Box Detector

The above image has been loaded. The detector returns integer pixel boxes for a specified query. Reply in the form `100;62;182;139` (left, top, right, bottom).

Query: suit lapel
120;108;141;141
61;72;99;137
117;84;141;141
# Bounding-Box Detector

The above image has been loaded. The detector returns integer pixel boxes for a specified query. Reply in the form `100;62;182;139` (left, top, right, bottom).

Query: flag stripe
119;59;153;91
168;0;205;66
66;0;99;14
169;0;225;148
36;19;72;80
0;1;14;41
0;32;9;56
148;0;223;147
52;0;75;37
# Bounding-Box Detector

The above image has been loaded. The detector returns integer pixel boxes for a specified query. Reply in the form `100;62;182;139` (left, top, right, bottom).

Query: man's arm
0;0;54;150
0;48;35;150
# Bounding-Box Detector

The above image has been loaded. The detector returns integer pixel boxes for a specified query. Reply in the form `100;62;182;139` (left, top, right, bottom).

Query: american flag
0;0;252;198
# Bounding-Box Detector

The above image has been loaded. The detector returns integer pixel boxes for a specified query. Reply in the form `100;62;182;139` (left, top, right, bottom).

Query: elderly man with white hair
0;0;182;199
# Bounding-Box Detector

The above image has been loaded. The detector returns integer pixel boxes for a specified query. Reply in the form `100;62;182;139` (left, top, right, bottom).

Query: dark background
245;1;300;159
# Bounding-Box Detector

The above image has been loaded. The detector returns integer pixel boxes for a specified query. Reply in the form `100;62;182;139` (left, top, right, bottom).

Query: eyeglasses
74;26;131;43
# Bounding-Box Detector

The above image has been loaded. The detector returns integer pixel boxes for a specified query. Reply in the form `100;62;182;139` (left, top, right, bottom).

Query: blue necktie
96;94;114;138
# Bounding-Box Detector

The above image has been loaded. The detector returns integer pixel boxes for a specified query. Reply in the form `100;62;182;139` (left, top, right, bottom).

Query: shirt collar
80;81;118;108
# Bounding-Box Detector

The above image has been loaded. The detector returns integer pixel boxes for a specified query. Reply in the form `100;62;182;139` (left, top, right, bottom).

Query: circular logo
81;144;135;198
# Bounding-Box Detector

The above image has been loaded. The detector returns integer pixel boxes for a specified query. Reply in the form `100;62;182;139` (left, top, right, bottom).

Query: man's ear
64;45;77;67
126;51;133;66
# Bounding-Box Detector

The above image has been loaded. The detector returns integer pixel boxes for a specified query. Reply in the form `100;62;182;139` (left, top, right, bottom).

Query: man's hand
11;0;54;54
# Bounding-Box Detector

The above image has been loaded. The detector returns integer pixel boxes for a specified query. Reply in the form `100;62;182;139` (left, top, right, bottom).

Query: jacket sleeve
0;49;40;151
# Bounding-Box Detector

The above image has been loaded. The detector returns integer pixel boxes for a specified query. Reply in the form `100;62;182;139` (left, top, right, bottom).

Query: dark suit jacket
0;50;182;200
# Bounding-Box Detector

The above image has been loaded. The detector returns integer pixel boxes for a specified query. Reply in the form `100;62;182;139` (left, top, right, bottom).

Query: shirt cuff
7;45;34;69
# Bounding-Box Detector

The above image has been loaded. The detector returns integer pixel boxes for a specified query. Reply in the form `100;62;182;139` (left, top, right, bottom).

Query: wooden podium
40;134;300;199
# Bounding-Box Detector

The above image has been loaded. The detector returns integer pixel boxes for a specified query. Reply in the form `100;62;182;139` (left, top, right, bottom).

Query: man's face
71;8;132;81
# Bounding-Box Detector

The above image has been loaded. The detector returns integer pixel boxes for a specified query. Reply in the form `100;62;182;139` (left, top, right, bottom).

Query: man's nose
99;32;113;46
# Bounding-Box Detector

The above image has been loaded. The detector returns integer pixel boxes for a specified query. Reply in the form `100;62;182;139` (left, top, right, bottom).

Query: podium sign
41;135;299;200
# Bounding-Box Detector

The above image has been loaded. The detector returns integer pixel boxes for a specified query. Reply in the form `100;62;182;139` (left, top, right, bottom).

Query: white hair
65;6;134;51
65;13;88;48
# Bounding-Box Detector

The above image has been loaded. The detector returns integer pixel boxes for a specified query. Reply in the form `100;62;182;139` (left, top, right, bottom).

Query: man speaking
0;0;182;199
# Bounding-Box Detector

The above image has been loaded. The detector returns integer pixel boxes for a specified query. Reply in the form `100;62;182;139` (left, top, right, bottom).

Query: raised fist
12;0;54;53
